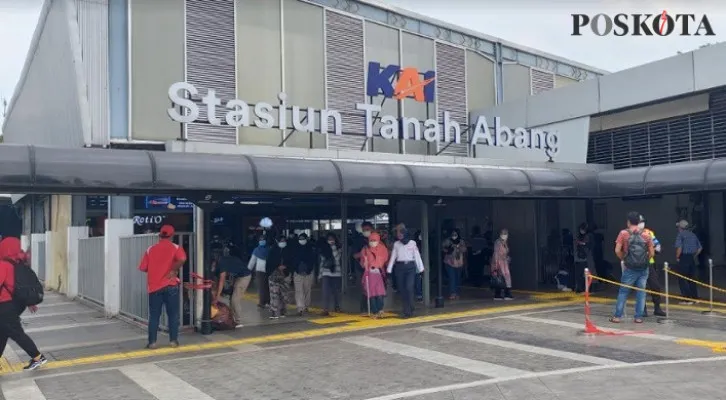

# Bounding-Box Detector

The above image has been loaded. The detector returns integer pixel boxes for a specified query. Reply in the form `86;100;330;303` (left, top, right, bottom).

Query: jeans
148;285;180;345
446;264;462;296
677;256;699;299
613;267;649;319
394;262;417;317
321;276;341;311
0;301;40;359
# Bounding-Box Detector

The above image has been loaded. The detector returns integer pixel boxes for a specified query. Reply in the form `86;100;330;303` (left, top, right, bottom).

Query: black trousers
0;301;40;359
677;256;699;299
256;271;270;306
646;264;662;305
394;262;417;318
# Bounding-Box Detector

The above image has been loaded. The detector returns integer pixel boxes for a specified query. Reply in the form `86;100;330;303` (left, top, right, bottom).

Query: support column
340;197;348;293
71;195;87;226
44;231;55;290
108;196;133;219
67;226;89;299
194;207;205;331
103;218;134;317
421;200;431;307
200;207;213;335
30;233;45;275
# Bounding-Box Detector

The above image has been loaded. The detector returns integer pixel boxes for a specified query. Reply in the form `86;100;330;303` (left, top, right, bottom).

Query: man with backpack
0;237;47;370
610;212;655;324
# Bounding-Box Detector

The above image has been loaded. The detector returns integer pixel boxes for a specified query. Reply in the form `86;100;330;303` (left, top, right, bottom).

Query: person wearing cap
138;225;187;349
675;219;702;304
638;216;666;317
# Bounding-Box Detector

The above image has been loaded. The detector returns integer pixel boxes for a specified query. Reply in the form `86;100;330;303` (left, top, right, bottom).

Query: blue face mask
259;240;266;247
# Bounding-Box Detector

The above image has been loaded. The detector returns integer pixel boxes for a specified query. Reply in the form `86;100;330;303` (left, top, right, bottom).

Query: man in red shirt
138;225;187;349
0;237;47;370
611;212;655;323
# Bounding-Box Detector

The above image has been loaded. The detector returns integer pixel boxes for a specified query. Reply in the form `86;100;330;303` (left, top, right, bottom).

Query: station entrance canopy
1;144;725;200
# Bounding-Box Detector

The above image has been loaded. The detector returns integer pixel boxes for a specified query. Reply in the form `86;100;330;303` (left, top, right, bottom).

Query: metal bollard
658;261;673;324
702;259;716;316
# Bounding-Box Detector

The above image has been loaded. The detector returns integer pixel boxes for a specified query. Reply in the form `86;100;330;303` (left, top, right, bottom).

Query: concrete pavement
2;302;726;400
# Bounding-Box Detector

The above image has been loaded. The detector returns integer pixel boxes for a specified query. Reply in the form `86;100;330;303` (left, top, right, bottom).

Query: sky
0;0;724;131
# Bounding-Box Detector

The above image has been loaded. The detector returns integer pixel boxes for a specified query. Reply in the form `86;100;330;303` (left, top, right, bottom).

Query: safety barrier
118;233;196;330
36;239;46;282
78;236;105;305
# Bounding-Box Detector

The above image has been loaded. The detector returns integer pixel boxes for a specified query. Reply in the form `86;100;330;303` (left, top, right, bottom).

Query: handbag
490;273;506;290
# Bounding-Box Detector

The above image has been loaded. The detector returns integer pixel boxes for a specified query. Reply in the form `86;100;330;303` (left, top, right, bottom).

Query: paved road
2;302;726;400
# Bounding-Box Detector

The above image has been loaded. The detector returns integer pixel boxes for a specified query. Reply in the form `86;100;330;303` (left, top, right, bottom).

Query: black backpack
9;260;44;307
624;230;649;270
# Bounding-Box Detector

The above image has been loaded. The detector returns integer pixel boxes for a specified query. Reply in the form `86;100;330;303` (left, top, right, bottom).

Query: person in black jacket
291;233;317;315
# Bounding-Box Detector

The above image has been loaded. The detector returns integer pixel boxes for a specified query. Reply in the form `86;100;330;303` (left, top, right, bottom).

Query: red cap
159;225;175;238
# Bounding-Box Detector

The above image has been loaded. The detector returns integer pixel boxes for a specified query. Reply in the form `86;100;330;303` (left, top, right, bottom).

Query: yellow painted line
0;300;573;375
0;357;12;372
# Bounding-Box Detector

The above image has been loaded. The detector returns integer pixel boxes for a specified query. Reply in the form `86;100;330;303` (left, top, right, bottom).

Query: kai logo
366;62;435;103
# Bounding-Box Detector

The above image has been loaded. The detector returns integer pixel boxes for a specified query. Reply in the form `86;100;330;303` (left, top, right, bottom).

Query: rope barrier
664;268;726;294
588;273;726;308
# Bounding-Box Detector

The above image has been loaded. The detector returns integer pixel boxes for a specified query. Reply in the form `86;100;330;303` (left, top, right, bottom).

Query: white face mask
362;231;371;238
299;240;307;246
501;235;508;241
328;241;336;247
369;241;379;248
637;222;645;230
278;242;287;249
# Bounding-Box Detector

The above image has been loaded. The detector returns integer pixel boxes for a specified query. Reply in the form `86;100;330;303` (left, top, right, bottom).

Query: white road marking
343;336;527;378
21;310;97;320
507;315;678;341
1;379;46;400
420;327;627;366
362;355;726;400
120;364;215;400
24;320;117;334
432;306;582;327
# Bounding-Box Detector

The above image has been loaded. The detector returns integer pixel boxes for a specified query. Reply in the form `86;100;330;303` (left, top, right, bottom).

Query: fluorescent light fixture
239;201;259;205
223;201;235;205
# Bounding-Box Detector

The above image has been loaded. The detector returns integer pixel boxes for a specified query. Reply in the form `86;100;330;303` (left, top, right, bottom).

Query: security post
658;261;673;324
702;258;715;315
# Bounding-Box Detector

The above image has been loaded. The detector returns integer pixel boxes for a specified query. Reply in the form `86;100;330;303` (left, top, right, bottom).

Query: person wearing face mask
361;232;389;318
443;229;467;300
638;216;665;317
491;229;513;300
247;235;270;308
353;222;374;312
573;223;594;293
318;233;343;316
387;226;425;318
291;233;316;315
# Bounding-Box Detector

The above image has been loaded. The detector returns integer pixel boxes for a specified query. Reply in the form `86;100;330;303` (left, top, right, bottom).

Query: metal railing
37;240;46;282
119;233;196;330
78;236;105;305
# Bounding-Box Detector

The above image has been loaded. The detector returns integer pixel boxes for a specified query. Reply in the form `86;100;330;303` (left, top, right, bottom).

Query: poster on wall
137;196;194;211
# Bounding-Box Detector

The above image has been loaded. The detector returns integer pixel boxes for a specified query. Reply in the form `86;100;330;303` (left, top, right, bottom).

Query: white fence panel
37;240;46;282
78;236;105;304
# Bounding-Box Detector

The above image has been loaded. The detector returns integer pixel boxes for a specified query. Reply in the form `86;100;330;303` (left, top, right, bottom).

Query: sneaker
269;315;280;320
235;323;244;329
679;301;695;305
504;296;514;301
23;355;47;371
145;343;158;350
494;297;504;301
169;341;179;348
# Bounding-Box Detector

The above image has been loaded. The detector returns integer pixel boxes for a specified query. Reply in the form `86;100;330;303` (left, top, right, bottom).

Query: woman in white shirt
387;226;425;318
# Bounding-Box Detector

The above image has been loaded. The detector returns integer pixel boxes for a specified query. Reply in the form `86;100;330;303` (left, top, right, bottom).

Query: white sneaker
235;323;244;329
504;297;514;301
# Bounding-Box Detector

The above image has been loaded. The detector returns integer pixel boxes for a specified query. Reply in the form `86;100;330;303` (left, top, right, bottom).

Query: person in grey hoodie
318;232;342;316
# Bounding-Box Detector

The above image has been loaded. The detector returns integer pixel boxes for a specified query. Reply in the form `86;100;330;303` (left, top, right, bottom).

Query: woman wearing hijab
443;229;467;300
386;226;425;318
491;229;513;300
247;235;270;308
360;232;389;318
319;232;343;316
